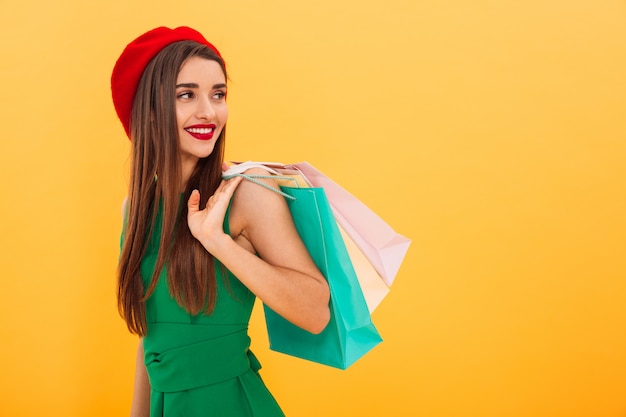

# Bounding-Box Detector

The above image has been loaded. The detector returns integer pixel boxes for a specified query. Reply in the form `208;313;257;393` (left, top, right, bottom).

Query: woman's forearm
129;339;150;417
210;235;330;334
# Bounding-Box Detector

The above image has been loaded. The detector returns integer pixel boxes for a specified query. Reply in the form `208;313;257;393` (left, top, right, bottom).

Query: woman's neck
181;159;196;191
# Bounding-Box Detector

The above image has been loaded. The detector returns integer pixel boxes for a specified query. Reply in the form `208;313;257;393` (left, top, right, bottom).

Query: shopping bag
223;168;382;369
226;161;410;311
293;162;411;287
225;162;390;312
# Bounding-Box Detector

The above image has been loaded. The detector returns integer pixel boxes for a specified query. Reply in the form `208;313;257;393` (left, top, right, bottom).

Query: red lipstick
184;124;216;140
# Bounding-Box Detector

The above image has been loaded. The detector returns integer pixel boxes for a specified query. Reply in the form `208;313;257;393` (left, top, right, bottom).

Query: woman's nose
196;96;216;119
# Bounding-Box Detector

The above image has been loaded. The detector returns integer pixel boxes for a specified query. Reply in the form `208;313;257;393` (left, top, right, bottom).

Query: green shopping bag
263;185;382;369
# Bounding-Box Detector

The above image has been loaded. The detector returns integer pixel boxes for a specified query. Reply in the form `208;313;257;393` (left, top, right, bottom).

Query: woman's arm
187;170;330;334
129;339;150;417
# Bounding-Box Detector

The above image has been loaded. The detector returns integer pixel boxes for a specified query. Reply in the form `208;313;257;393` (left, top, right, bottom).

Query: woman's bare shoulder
228;168;288;235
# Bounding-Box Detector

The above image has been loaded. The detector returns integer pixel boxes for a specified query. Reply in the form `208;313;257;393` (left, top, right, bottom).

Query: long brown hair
117;41;228;335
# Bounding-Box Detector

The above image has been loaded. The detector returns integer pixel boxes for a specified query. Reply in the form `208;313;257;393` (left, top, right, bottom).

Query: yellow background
1;0;625;416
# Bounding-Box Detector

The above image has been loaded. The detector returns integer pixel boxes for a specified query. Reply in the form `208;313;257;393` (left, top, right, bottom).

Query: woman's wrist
198;231;236;258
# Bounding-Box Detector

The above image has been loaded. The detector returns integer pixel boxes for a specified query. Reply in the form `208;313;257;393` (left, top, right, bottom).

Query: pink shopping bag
291;162;411;287
225;161;410;311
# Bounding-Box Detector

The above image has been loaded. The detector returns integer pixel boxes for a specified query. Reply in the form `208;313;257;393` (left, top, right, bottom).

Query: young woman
111;26;330;417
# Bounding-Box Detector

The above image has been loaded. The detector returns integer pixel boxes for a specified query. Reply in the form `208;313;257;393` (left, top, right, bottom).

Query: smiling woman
110;26;329;417
175;58;229;182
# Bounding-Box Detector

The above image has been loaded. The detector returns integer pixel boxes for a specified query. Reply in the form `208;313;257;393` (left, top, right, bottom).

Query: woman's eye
177;91;194;99
213;91;226;100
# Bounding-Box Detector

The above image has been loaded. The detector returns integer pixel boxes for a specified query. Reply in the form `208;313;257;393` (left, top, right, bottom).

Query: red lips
184;124;216;140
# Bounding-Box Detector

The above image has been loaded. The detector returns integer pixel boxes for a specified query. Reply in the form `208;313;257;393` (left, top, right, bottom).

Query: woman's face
175;56;228;176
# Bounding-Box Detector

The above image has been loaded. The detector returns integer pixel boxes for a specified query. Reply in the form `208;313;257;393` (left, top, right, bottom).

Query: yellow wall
1;1;625;416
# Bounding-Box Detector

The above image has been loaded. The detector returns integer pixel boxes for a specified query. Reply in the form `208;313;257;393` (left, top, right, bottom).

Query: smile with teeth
184;124;217;140
186;127;214;134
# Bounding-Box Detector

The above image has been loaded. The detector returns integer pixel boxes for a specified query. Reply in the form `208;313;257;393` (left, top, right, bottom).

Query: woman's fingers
189;176;243;216
187;176;243;246
187;189;201;213
215;176;243;202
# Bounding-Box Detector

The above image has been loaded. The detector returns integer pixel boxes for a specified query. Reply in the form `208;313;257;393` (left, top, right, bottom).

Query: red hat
111;26;223;138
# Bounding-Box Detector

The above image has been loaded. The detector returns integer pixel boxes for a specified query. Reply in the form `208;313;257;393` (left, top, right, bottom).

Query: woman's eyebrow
175;83;227;89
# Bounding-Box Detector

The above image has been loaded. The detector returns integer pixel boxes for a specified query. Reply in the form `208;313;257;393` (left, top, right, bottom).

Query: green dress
136;205;285;417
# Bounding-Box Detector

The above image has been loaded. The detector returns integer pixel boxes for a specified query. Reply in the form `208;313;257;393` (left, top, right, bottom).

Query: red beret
111;26;223;138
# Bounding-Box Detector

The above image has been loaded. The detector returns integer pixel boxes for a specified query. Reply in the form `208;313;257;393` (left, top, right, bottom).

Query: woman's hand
187;175;243;254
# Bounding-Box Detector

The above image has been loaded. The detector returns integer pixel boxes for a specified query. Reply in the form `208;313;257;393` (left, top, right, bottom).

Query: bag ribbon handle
222;173;299;201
